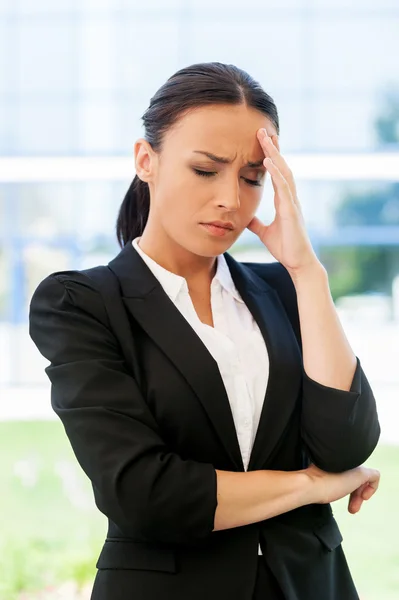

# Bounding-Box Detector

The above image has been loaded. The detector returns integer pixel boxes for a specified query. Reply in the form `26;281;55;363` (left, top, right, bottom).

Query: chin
192;236;237;258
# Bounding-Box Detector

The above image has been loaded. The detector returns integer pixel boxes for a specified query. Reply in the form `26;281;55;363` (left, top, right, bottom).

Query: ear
134;138;157;183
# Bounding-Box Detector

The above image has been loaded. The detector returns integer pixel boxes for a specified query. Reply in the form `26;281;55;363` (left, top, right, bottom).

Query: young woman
29;62;381;600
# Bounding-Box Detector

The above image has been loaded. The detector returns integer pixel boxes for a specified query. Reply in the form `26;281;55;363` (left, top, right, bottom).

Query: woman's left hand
246;128;320;276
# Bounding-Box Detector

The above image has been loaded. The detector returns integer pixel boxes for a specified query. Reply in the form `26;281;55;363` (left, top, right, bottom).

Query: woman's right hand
305;463;380;514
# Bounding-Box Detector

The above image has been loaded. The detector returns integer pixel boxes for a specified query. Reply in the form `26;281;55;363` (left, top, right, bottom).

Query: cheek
241;188;263;214
158;169;199;204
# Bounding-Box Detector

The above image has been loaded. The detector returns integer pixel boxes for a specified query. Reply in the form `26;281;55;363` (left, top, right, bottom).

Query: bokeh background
1;1;398;599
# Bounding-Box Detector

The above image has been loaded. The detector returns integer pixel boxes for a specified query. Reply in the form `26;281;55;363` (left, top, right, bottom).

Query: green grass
0;421;397;599
333;444;399;600
0;421;105;600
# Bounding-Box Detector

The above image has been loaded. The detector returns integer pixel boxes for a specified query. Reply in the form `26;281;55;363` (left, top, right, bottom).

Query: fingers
365;482;378;497
257;128;278;154
348;486;365;513
257;129;290;179
347;471;380;514
257;128;301;212
263;158;295;215
246;215;265;237
361;467;381;495
362;483;378;500
348;496;363;514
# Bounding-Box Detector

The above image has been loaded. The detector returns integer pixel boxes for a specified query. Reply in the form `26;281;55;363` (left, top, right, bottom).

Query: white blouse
132;237;270;555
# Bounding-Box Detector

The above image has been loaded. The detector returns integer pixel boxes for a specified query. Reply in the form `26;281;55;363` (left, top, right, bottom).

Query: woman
29;62;381;600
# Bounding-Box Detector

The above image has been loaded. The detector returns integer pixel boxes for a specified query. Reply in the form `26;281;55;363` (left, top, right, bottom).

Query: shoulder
29;267;123;367
29;266;110;328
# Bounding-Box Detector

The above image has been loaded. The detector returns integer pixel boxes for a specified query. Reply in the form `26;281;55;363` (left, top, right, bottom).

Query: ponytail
116;175;150;248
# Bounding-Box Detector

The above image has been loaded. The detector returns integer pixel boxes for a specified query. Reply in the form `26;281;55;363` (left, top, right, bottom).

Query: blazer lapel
108;241;302;473
108;241;245;471
224;254;303;471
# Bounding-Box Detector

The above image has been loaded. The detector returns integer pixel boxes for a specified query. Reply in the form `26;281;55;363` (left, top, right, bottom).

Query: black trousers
252;556;285;599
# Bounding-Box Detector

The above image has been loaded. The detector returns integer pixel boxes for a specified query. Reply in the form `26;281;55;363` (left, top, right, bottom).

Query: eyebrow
192;150;264;168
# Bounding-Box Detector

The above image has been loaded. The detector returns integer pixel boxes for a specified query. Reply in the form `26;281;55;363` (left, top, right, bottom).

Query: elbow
303;419;381;473
136;504;216;547
138;463;218;546
93;458;218;547
301;366;381;472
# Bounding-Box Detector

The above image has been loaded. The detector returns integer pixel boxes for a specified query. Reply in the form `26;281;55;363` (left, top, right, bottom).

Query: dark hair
116;62;280;248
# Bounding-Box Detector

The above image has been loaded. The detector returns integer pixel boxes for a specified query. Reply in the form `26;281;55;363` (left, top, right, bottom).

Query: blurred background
1;0;398;598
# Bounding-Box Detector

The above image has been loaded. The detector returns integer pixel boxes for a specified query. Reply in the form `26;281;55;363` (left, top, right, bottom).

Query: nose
217;180;240;211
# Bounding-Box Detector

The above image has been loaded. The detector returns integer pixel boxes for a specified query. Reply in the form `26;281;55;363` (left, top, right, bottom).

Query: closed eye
193;168;262;187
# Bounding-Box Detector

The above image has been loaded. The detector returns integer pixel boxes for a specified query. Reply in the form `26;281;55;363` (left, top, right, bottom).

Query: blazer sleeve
250;261;381;473
29;272;218;547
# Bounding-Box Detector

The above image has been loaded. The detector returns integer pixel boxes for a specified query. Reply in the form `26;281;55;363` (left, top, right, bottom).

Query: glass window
316;0;399;8
0;22;8;95
4;181;125;239
189;0;303;8
17;100;75;154
312;19;399;94
79;21;117;93
269;95;306;151
115;97;157;152
184;21;304;94
308;96;377;150
16;0;82;14
111;20;180;93
17;20;77;94
0;101;17;154
0;0;12;15
117;0;182;9
78;99;117;153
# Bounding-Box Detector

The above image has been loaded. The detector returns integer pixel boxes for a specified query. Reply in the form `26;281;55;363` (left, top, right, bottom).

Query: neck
138;225;217;288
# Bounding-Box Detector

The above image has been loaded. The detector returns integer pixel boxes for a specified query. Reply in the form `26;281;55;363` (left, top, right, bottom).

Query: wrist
295;469;321;507
287;260;327;288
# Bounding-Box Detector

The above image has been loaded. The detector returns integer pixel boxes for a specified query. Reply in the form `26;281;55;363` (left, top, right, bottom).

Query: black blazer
29;241;380;600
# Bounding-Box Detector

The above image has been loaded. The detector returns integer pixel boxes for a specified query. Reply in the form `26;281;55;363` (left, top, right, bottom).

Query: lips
201;221;235;230
200;222;235;237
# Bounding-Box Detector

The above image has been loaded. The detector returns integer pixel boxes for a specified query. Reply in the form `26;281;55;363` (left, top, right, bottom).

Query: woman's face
135;103;278;258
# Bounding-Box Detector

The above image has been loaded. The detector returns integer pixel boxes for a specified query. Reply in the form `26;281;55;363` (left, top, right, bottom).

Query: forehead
163;103;277;158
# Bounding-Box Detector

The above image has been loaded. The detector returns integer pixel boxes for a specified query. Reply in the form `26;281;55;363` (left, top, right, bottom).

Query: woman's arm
247;131;381;473
213;464;380;531
288;261;356;391
29;273;218;548
247;261;381;473
289;262;381;471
